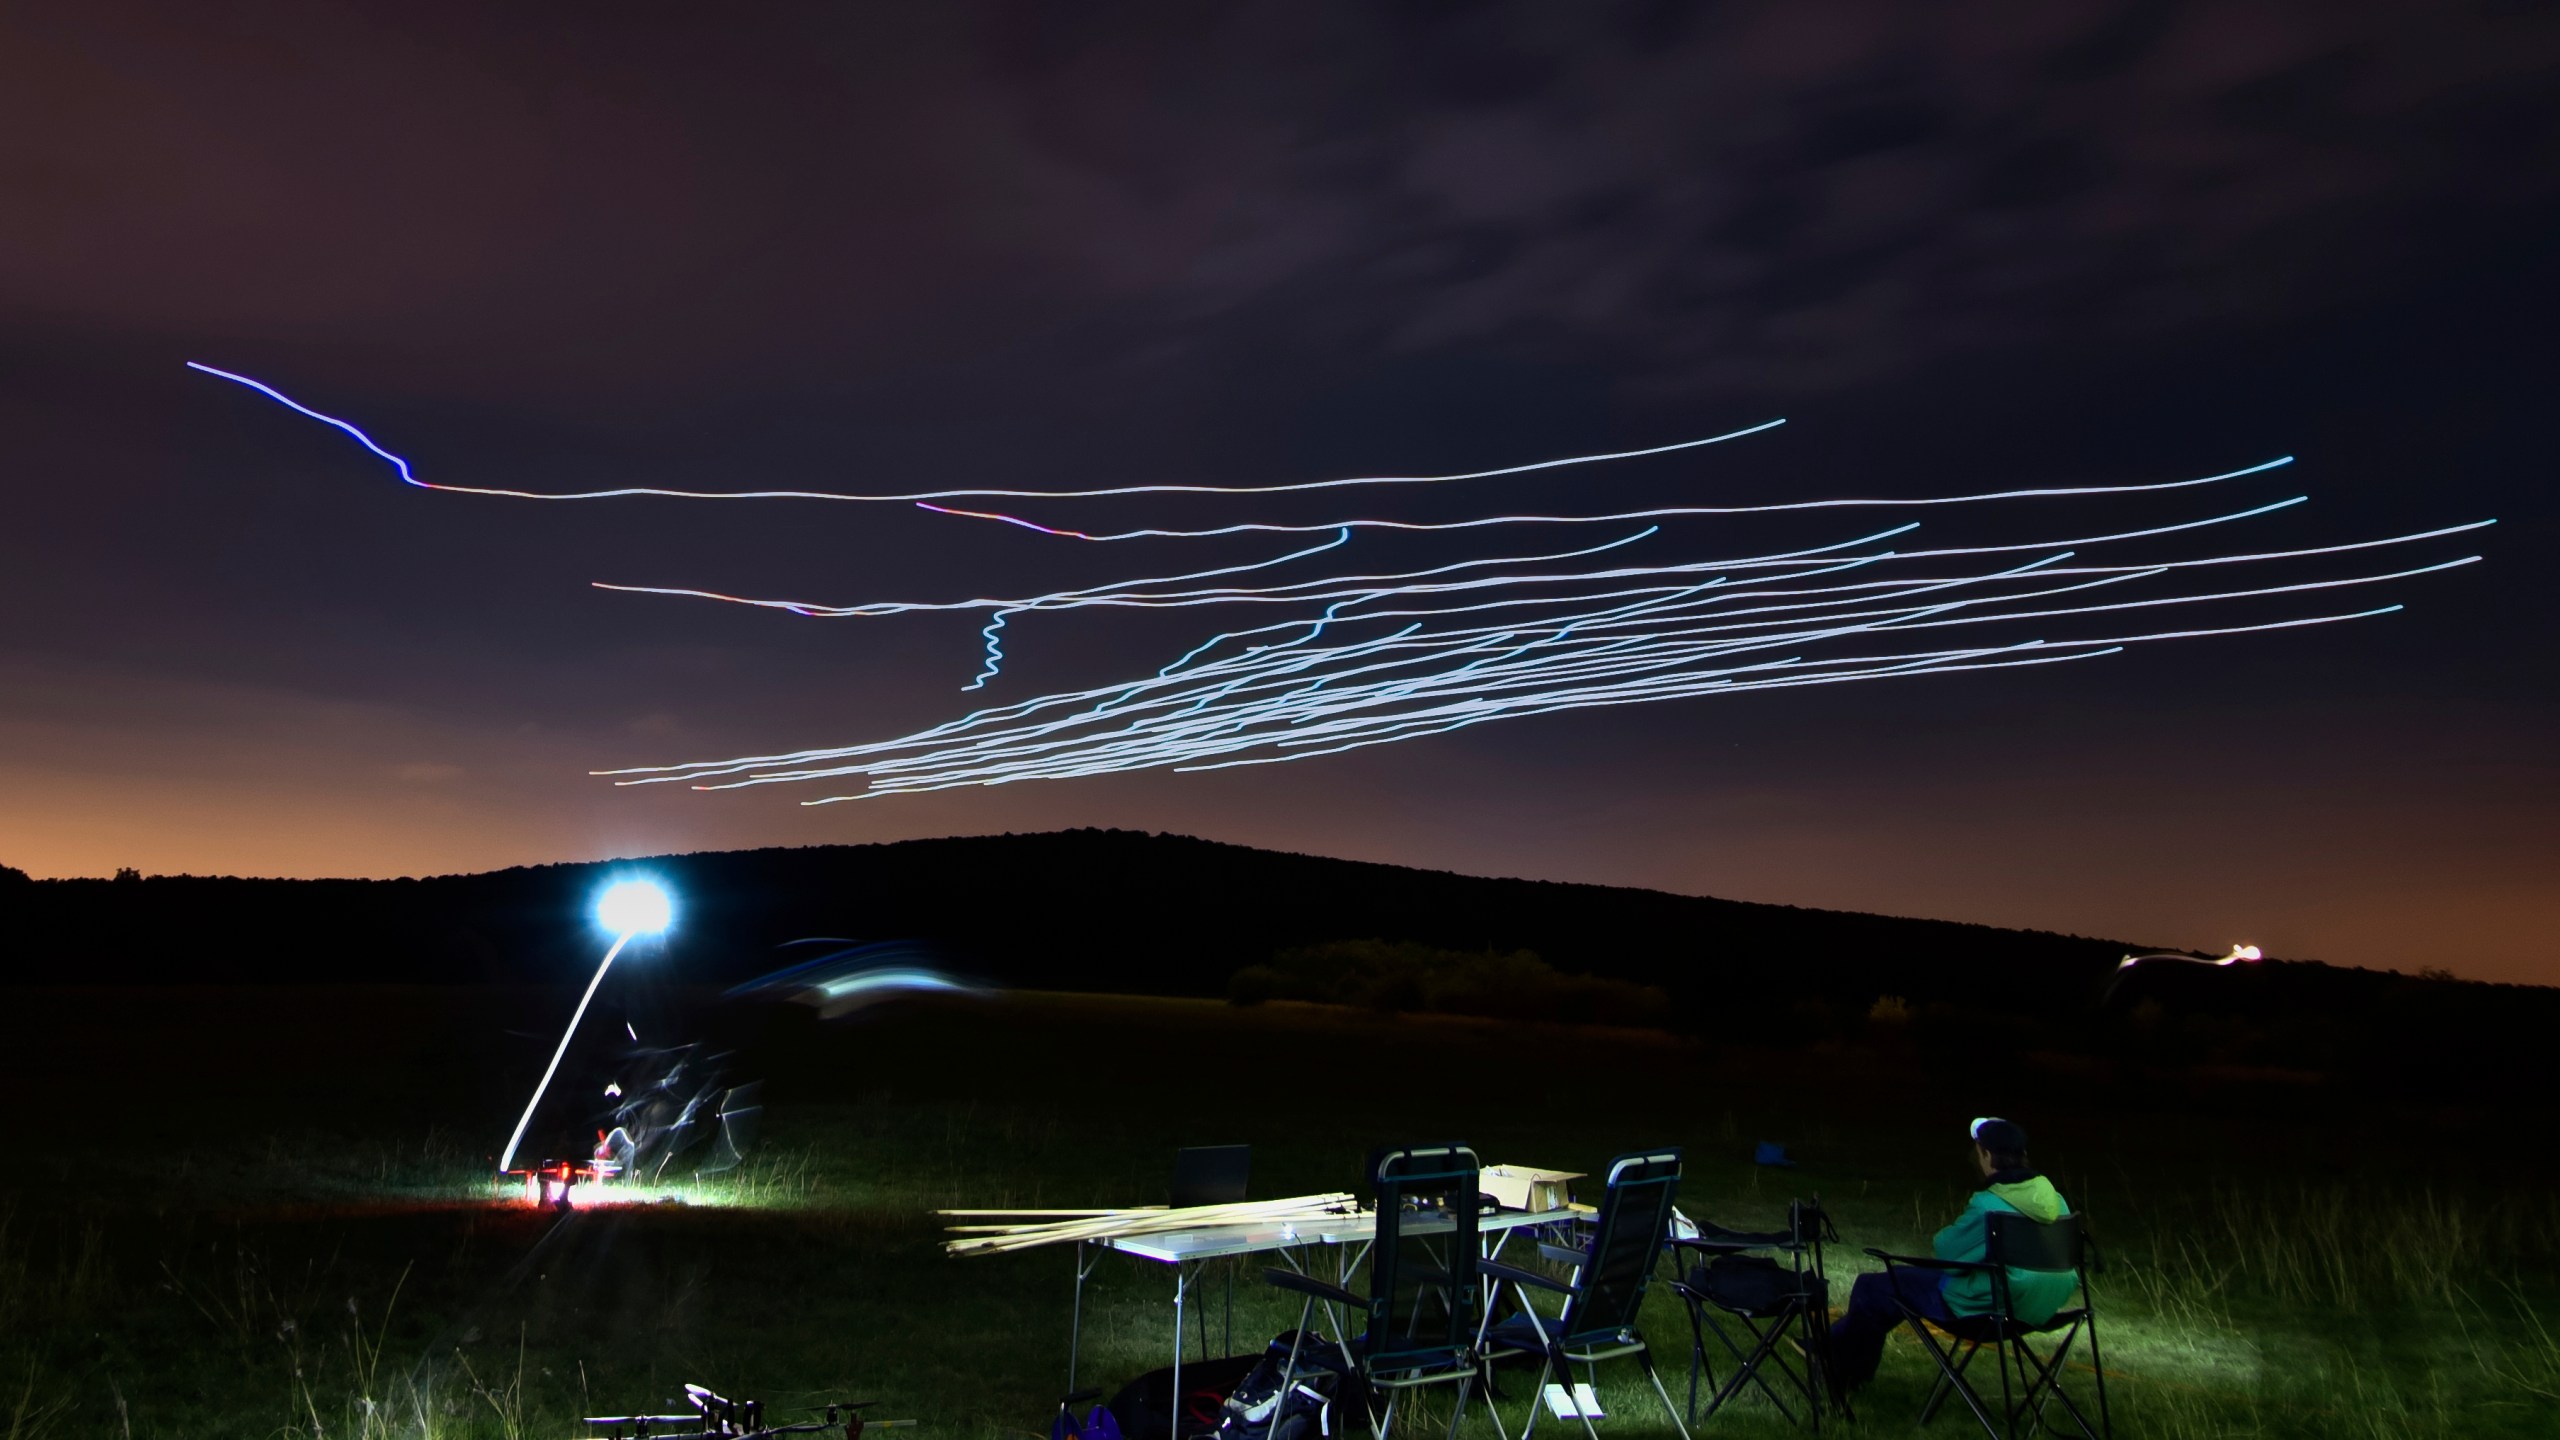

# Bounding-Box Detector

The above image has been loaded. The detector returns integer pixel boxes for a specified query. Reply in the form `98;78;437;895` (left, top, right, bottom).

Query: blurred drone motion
592;1042;762;1185
725;940;987;1021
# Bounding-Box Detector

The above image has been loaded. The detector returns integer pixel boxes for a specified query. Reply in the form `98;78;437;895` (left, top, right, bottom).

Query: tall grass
2113;1182;2560;1311
1963;1180;2560;1439
0;1204;109;1440
10;991;2559;1438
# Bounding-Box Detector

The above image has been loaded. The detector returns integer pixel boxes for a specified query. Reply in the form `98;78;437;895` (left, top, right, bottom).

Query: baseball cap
1969;1116;2029;1152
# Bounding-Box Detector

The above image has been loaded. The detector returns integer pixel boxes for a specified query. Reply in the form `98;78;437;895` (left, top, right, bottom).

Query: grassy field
3;985;2554;1439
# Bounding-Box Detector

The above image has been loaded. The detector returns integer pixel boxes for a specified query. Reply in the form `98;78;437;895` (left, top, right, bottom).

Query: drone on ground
580;1382;918;1439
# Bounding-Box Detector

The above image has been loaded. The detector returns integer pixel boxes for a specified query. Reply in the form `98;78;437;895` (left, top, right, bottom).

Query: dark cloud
6;2;2555;405
1023;0;2560;394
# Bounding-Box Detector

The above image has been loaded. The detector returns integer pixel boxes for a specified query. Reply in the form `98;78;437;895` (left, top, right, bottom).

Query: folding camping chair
1864;1210;2109;1440
1474;1149;1692;1440
1262;1144;1488;1440
1667;1196;1845;1429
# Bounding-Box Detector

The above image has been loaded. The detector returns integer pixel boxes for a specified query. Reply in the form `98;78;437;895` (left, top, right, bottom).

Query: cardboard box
1482;1164;1583;1212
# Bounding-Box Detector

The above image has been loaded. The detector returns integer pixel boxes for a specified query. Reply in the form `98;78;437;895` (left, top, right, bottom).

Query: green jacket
1931;1175;2077;1324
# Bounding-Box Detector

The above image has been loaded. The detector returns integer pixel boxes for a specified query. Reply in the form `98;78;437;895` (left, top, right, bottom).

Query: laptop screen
1170;1144;1251;1209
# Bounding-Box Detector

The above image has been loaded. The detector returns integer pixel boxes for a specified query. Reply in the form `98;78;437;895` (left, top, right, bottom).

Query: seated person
1826;1116;2074;1390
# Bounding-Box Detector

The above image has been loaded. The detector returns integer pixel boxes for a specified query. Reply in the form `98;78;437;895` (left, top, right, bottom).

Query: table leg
1171;1261;1189;1437
1071;1242;1103;1389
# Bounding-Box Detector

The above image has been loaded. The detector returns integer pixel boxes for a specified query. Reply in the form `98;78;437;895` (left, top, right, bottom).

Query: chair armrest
1693;1223;1795;1249
1264;1268;1361;1308
1863;1248;1992;1273
1536;1242;1591;1268
1666;1236;1777;1258
1479;1258;1577;1295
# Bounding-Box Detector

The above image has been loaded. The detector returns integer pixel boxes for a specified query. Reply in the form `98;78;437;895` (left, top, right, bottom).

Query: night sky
2;4;2553;982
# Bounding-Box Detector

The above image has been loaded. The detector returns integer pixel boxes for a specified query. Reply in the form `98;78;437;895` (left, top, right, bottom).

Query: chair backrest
1170;1145;1251;1209
1557;1149;1682;1343
1787;1195;1838;1280
1983;1210;2083;1274
1364;1144;1483;1372
1983;1210;2088;1319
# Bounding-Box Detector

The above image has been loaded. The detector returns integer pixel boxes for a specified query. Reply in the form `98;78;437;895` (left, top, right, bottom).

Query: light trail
188;360;1781;500
600;556;2462;798
587;507;2485;797
497;928;631;1176
602;506;2488;634
2104;942;2264;1000
907;457;2297;541
2119;943;2263;971
497;879;673;1175
188;360;2490;801
725;940;987;1019
590;529;1650;619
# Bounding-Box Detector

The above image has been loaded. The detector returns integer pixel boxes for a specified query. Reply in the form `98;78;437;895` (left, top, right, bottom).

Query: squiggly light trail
597;540;2478;799
186;361;1782;500
190;360;2492;801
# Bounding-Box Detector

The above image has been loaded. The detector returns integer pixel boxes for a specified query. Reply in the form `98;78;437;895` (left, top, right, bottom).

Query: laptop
1170;1144;1252;1209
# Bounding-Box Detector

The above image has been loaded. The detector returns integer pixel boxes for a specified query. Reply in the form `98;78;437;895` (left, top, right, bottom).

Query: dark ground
5;981;2554;1438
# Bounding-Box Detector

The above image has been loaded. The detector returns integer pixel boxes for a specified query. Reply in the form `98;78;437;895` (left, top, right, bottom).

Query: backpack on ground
1215;1330;1356;1440
1108;1352;1262;1440
1695;1251;1824;1312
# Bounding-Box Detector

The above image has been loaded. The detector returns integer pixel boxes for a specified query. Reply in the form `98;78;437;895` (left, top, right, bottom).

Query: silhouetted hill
9;829;2554;1097
0;830;2112;999
1;831;2546;1041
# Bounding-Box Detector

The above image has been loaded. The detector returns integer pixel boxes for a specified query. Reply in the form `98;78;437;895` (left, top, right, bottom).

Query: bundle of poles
940;1193;1360;1255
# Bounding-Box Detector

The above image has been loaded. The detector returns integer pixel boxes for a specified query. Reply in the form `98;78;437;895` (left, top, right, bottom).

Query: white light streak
183;360;2490;802
189;360;1783;501
592;505;2484;797
497;929;632;1176
499;879;675;1174
911;457;2299;542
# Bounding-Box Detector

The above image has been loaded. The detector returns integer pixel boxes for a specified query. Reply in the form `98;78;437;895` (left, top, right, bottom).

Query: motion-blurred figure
600;1044;761;1183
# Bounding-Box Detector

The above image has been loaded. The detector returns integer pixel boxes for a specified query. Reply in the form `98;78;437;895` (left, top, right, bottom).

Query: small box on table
1481;1164;1584;1212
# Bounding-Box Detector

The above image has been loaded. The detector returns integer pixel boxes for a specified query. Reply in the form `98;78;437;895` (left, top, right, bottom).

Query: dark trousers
1827;1268;1952;1389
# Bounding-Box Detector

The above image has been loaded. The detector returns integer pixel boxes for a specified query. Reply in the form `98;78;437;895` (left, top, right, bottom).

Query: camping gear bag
1216;1330;1357;1440
1694;1252;1825;1314
1108;1352;1262;1440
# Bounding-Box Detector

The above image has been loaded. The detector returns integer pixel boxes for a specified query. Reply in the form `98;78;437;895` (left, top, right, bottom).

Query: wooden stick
946;1200;1350;1251
947;1196;1343;1227
944;1193;1359;1255
937;1207;1168;1217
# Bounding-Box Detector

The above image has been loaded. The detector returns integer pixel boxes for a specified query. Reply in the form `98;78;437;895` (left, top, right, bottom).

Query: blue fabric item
1486;1312;1568;1351
1051;1405;1121;1440
1753;1142;1796;1167
1827;1269;1952;1390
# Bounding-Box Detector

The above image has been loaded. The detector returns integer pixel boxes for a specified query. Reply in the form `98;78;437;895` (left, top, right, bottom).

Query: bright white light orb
595;879;674;936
